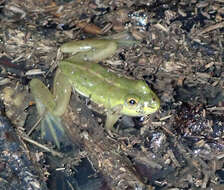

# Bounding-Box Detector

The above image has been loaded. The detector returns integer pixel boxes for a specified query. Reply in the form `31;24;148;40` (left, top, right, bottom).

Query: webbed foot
41;112;65;149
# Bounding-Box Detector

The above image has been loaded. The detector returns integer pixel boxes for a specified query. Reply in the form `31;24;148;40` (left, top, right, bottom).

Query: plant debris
0;0;224;190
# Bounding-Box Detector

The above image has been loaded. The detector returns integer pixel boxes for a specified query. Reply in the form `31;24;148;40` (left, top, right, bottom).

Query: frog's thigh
53;69;72;116
30;79;56;114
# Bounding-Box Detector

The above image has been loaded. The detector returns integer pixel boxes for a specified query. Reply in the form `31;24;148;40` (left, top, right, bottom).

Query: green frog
30;39;160;148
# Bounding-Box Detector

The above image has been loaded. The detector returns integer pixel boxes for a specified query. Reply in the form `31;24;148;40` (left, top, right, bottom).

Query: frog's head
121;81;160;116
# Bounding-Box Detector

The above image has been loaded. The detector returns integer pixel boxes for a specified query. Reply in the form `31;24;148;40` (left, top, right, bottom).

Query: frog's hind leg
30;73;71;148
64;39;118;62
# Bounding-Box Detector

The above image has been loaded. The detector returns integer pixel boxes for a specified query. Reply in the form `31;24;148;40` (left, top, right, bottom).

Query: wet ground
0;0;224;190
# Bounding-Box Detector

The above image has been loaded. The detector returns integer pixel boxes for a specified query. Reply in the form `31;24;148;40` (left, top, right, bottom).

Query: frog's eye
127;98;138;106
125;94;140;108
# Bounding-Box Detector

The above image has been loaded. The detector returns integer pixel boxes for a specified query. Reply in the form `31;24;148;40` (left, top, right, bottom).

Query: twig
196;21;224;36
21;135;63;157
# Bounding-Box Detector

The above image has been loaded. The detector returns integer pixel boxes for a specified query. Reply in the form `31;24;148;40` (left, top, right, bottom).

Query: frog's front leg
104;104;124;132
30;69;72;148
105;112;121;132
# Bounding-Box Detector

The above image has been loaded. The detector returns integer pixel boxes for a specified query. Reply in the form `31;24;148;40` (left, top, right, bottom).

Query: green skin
30;39;160;148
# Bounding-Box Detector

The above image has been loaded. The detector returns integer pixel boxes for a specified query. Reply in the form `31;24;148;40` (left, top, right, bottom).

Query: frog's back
59;60;149;108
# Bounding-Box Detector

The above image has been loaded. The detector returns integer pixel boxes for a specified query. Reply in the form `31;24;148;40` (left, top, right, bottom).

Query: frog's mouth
142;100;160;115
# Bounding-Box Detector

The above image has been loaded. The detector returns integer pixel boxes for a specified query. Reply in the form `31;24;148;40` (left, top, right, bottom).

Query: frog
30;39;160;148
